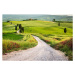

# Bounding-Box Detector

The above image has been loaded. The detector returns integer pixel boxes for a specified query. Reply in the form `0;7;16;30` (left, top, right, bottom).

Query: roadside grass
54;38;73;60
2;33;38;54
3;40;20;54
32;33;73;60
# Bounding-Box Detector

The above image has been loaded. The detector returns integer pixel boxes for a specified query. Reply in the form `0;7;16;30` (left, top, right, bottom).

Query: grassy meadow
2;20;73;60
2;22;38;54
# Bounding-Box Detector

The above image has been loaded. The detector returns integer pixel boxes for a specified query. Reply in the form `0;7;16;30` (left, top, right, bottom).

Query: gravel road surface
3;36;68;61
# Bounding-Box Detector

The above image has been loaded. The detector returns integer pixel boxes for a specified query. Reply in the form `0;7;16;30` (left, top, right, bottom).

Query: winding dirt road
3;36;68;61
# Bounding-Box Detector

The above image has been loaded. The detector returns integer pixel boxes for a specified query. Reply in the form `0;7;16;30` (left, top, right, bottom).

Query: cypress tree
21;27;24;33
52;19;55;22
19;24;22;29
58;22;60;26
15;26;17;30
64;28;67;33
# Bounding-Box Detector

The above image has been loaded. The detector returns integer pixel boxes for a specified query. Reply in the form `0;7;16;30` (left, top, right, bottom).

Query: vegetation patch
54;38;61;40
33;33;73;60
3;40;20;54
54;38;73;60
3;33;38;54
3;33;24;40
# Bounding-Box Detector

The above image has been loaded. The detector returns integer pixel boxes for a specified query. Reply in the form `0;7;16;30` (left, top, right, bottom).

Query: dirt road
3;36;68;61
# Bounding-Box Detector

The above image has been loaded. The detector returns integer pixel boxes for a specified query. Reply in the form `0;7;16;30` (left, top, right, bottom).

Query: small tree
52;19;55;22
19;24;22;29
15;26;17;31
64;28;67;33
17;24;19;26
19;27;24;33
21;27;24;33
58;22;60;26
7;21;10;22
16;24;24;33
19;29;22;33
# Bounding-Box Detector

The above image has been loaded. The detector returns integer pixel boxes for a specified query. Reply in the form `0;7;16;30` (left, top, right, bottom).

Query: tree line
52;19;67;33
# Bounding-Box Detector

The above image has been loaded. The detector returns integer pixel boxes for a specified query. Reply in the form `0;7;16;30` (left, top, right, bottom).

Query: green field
9;20;72;42
2;20;73;60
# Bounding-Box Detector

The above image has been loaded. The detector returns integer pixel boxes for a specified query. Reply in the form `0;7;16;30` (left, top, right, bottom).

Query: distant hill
35;15;73;22
2;14;73;22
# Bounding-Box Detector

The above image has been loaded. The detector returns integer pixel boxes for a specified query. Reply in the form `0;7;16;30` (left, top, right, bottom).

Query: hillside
2;20;73;60
3;14;73;22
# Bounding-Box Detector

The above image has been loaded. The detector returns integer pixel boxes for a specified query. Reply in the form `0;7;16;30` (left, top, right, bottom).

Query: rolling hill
3;14;73;22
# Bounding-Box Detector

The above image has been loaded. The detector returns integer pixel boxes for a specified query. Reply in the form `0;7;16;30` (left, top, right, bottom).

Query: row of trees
7;20;24;33
15;24;24;33
52;19;67;33
7;20;67;33
23;18;37;21
52;19;60;26
7;21;12;24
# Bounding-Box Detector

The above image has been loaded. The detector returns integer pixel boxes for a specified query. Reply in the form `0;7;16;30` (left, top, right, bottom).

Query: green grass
10;20;72;36
3;33;37;54
53;38;73;60
2;22;15;33
3;33;24;40
2;20;73;60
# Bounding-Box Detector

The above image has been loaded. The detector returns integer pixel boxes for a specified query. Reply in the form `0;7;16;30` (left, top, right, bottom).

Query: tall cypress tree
15;26;17;30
